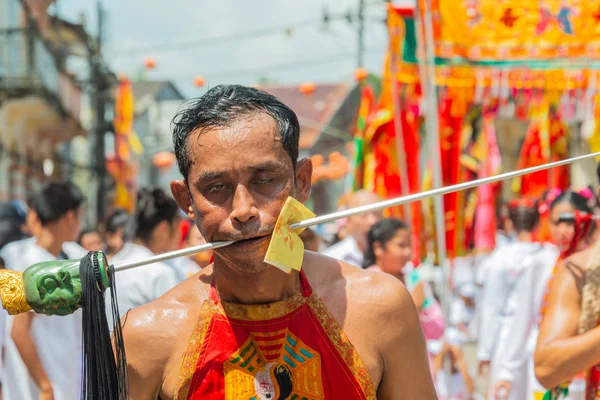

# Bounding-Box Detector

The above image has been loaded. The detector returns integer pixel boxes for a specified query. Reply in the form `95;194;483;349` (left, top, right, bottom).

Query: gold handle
0;270;32;315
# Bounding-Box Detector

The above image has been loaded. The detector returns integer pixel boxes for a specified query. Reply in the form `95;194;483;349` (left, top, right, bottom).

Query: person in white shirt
501;190;593;400
450;282;477;342
2;182;87;400
104;208;130;259
477;199;559;400
106;188;181;325
322;190;383;267
431;327;478;400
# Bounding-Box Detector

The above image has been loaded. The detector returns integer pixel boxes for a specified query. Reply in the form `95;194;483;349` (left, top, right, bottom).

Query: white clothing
449;299;476;341
495;242;587;400
496;231;516;249
0;239;84;400
106;243;179;326
477;241;559;400
166;256;201;283
322;236;363;267
435;370;468;399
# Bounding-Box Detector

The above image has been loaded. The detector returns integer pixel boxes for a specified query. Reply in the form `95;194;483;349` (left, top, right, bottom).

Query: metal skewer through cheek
114;151;600;273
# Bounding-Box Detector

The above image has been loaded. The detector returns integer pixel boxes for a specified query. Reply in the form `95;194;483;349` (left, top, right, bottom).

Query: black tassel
80;252;128;400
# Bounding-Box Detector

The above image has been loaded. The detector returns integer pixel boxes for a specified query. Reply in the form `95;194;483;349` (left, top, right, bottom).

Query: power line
179;47;384;81
111;19;318;56
110;11;385;57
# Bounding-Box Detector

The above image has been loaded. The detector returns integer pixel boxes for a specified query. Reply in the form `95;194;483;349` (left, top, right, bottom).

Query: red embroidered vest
175;270;376;400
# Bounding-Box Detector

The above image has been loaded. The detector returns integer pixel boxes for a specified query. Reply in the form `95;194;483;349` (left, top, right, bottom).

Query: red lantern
144;58;156;69
299;82;316;95
194;76;205;87
152;151;175;171
354;67;369;82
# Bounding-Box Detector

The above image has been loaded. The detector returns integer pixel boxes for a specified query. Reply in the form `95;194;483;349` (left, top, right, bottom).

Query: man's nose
230;185;259;224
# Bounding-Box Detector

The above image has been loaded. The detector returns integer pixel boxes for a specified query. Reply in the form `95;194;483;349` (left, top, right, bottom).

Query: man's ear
171;180;194;218
295;158;313;204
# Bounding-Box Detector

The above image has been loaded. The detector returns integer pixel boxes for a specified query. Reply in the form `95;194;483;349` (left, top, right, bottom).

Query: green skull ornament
23;259;84;316
0;252;112;317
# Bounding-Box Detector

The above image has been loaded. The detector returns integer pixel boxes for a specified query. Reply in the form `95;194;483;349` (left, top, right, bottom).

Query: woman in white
106;188;181;325
477;198;558;400
492;190;593;400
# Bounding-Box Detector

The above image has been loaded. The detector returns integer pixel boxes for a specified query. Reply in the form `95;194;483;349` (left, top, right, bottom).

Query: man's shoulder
306;252;414;317
121;269;212;356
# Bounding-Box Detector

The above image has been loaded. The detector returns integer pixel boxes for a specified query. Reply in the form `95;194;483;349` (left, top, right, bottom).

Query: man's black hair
105;208;130;234
133;188;180;241
30;181;85;226
171;84;300;180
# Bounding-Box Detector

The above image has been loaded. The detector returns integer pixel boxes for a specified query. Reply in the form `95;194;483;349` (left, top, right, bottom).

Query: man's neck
517;231;533;242
36;227;64;258
213;259;301;305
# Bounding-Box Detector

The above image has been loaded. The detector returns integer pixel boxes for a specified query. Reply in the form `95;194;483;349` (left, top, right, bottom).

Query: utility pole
357;0;365;68
87;0;108;227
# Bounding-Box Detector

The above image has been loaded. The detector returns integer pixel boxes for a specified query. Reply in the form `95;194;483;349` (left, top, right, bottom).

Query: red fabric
369;98;422;264
185;271;369;399
401;99;423;265
587;365;600;400
179;219;192;249
516;117;569;198
438;97;464;258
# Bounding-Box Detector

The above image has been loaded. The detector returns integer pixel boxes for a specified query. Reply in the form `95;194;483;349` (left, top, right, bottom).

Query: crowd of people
0;182;214;400
1;84;600;400
1;178;598;399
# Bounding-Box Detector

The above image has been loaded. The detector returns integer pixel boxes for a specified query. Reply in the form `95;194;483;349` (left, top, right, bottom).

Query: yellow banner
432;0;600;61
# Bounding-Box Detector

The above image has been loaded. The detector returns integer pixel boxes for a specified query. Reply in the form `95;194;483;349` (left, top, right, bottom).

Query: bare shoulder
565;248;591;271
305;252;416;332
560;248;591;293
121;267;212;366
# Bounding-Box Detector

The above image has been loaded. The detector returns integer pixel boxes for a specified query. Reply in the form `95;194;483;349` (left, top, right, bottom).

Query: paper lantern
194;76;205;87
328;151;343;162
144;58;156;69
311;154;324;167
299;82;316;95
354;67;369;82
152;151;176;170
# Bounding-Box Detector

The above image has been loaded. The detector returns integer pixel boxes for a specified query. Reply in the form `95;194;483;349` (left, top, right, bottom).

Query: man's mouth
228;234;272;247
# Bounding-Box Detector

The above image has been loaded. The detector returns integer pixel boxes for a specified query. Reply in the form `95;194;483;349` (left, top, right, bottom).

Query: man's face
171;112;311;272
105;227;125;254
348;211;382;247
60;208;83;242
80;231;104;252
346;191;383;248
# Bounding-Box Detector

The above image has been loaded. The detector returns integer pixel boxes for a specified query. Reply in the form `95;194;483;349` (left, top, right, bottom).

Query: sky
55;0;413;97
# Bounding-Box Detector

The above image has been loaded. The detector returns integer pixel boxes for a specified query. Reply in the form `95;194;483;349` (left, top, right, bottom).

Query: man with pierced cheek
120;84;436;400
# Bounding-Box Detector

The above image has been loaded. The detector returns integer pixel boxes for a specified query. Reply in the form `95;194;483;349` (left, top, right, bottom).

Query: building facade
0;0;85;202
